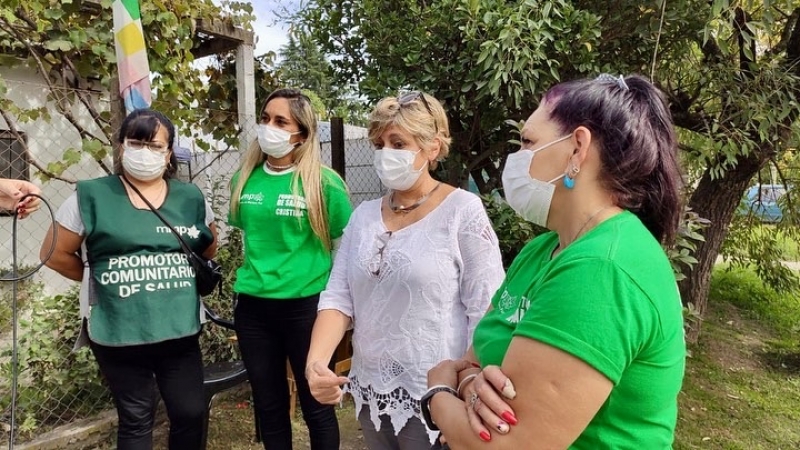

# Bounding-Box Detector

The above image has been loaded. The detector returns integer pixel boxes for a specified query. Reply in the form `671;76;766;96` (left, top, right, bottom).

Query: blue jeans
235;293;340;450
90;334;205;450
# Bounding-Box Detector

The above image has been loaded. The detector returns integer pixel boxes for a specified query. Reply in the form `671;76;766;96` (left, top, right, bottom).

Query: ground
88;267;800;449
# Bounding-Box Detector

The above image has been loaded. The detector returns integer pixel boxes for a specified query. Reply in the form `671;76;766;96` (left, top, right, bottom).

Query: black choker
390;182;442;213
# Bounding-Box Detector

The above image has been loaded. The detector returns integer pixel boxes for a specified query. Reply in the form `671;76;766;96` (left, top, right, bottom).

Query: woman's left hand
427;359;473;389
465;365;518;440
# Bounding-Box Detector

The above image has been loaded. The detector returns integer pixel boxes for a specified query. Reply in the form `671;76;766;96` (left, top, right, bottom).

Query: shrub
0;286;111;438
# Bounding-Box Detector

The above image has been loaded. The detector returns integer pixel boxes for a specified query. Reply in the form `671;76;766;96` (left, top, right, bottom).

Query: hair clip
595;73;629;91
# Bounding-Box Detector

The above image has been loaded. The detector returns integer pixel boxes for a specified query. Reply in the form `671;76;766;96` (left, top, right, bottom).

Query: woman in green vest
42;109;217;450
228;88;352;450
424;74;686;449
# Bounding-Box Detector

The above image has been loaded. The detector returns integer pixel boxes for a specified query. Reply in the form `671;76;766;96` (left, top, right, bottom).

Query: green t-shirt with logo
229;166;352;299
473;211;685;449
79;176;214;346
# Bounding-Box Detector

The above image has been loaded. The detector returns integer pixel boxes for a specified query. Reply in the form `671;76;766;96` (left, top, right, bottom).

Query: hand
427;359;473;390
306;360;349;405
0;178;41;218
465;365;518;441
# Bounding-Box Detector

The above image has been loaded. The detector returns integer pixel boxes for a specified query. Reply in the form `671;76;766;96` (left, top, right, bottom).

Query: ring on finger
469;392;479;410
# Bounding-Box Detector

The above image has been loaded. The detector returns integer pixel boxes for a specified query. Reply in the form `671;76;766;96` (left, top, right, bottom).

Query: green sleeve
513;258;654;384
322;168;352;240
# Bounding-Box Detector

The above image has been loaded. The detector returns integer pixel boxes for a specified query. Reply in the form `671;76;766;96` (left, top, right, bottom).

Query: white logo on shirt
240;192;264;205
275;194;307;217
156;225;201;239
498;287;531;324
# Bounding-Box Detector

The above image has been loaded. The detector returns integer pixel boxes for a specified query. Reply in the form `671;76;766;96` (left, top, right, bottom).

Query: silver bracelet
457;373;479;398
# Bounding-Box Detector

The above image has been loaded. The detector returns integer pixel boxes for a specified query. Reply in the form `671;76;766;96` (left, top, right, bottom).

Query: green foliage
297;0;603;189
669;207;711;283
199;174;243;364
0;0;253;181
0;267;38;333
481;195;545;268
201;51;281;147
278;29;336;109
296;0;800;336
721;218;800;293
0;287;111;437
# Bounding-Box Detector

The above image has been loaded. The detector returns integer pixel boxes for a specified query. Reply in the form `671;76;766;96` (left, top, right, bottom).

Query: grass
675;265;800;449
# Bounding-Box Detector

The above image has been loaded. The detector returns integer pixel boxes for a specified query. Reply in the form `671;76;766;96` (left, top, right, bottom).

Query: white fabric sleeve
318;218;355;320
55;192;85;236
204;197;215;225
457;196;506;343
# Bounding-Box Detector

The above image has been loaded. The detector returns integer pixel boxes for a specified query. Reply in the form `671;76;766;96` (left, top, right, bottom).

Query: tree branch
60;55;112;137
0;106;77;183
785;7;800;71
769;7;799;56
734;7;756;77
0;15;112;174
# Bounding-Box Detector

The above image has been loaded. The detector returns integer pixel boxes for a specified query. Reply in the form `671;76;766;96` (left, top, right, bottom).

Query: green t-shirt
473;211;685;449
229;166;352;299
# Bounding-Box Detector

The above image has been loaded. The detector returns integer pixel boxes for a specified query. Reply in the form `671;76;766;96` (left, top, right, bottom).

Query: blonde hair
367;92;452;169
230;88;335;250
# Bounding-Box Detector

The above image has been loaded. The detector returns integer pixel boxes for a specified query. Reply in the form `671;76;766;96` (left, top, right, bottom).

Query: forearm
202;223;218;259
432;393;506;449
45;251;84;281
306;309;351;374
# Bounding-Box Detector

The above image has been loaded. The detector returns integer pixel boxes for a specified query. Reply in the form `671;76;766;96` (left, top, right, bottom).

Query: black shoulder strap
121;175;196;256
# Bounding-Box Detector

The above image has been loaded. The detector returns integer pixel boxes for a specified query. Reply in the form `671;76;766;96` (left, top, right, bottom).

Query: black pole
330;117;345;180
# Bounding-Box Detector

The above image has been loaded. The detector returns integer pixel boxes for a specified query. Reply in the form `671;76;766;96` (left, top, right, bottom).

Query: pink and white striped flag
113;0;151;113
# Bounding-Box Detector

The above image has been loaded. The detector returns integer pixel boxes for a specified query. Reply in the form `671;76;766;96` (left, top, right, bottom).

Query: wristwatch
420;385;458;431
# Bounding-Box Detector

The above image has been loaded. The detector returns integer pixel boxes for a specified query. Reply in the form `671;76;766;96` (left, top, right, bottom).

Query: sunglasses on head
397;91;439;133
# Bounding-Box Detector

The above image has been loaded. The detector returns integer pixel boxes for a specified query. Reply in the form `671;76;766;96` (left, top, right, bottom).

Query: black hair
115;109;177;179
544;74;684;245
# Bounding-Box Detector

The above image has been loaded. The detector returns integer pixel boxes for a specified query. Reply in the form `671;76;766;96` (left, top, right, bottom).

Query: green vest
78;176;213;346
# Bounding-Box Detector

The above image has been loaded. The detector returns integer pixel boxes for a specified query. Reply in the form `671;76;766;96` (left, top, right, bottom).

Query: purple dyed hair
542;74;683;245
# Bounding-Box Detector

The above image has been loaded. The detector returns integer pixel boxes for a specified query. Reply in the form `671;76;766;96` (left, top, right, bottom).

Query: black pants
235;293;340;450
89;334;205;450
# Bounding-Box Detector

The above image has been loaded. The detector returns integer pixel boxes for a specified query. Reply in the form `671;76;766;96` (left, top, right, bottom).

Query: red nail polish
479;431;491;441
501;411;518;425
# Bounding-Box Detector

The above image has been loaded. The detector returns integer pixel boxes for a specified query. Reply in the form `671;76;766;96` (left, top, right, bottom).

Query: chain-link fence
0;77;382;445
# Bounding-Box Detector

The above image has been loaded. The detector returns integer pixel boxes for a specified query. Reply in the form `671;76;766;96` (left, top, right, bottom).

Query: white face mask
122;145;167;181
501;135;571;227
373;148;427;191
258;124;300;158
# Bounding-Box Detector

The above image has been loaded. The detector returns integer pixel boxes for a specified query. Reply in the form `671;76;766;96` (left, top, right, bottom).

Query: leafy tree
278;28;336;107
201;51;282;148
0;0;251;181
298;0;601;191
297;0;800;340
278;27;370;124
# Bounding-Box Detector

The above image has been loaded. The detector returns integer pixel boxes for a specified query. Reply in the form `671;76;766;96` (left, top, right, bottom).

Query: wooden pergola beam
81;0;254;49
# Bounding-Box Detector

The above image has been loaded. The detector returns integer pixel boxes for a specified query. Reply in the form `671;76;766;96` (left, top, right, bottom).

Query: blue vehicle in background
742;184;787;223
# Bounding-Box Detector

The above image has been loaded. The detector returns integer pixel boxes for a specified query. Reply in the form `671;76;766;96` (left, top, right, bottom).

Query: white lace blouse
318;189;505;441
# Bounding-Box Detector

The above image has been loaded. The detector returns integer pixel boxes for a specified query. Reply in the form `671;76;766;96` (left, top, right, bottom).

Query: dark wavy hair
114;109;178;179
543;74;683;245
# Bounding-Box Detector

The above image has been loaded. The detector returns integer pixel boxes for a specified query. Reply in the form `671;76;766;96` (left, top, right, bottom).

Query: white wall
1;67;113;294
